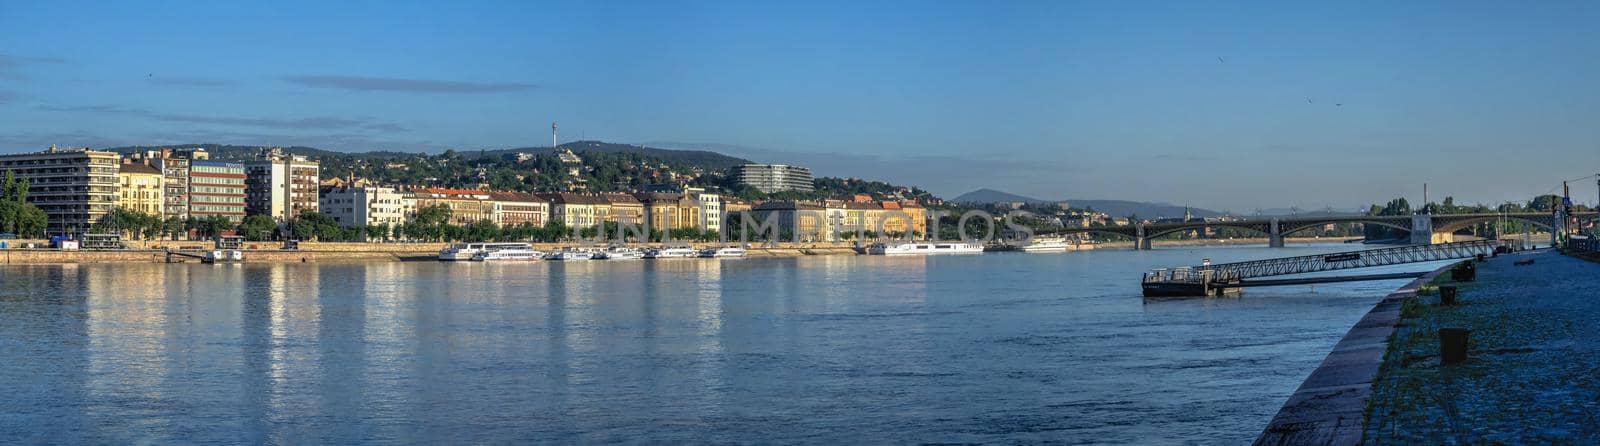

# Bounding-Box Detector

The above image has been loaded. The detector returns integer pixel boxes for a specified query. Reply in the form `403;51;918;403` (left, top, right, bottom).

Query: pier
1141;240;1502;297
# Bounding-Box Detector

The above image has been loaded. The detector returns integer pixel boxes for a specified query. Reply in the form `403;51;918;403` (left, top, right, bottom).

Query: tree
240;215;277;241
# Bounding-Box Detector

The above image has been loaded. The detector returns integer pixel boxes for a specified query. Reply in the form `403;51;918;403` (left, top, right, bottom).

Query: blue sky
2;1;1598;211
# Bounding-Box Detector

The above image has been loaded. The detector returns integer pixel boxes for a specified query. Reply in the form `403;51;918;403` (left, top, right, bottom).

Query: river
0;244;1453;444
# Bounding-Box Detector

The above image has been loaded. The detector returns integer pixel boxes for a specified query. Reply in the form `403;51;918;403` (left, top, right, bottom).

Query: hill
108;141;754;171
951;188;1048;203
502;141;752;171
951;188;1221;219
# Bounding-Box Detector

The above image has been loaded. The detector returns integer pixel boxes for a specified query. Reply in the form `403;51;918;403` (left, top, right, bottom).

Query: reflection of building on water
85;264;173;407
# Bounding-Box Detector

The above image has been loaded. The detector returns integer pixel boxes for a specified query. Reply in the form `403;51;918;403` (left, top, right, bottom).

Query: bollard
1475;253;1486;262
1440;328;1470;365
1439;286;1457;305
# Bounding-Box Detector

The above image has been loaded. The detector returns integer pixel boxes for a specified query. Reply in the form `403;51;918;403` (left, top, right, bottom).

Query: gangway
1141;240;1501;297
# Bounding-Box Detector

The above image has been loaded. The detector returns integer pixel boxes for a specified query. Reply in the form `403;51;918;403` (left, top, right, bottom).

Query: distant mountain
951;188;1048;203
951;188;1221;219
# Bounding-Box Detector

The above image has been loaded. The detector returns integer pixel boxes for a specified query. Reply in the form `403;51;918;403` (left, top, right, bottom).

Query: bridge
1041;212;1597;250
1140;240;1501;297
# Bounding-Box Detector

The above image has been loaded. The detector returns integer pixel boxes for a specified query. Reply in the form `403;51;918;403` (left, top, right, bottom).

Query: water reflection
0;246;1435;443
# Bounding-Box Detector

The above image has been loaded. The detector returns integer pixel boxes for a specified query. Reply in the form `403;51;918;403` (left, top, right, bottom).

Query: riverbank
1253;261;1457;445
1361;249;1600;443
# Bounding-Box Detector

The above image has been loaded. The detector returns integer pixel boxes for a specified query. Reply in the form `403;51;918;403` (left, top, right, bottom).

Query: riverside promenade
1259;248;1600;444
1362;249;1600;443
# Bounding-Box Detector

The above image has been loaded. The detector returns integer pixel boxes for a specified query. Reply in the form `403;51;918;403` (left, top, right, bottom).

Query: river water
0;244;1452;444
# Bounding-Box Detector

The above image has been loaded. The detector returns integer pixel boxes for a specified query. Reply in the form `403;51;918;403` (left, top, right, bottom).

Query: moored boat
866;241;984;255
473;248;545;261
644;246;698;259
698;246;747;258
440;242;534;261
597;247;645;260
545;249;596;261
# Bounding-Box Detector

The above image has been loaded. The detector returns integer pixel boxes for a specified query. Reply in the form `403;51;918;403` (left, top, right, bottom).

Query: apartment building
0;146;122;234
245;148;320;221
412;188;495;225
116;161;164;216
731;163;813;193
319;185;413;228
537;192;608;228
187;160;247;222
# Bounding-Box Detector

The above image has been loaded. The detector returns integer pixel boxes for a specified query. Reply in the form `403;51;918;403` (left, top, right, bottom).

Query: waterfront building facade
0;146;122;234
412;188;494;225
538;192;607;228
188;160;247;222
115;161;164;216
244;148;320;221
731;164;814;193
686;187;722;233
319;186;413;228
602;193;644;225
751;201;831;241
488;192;549;227
634;192;703;231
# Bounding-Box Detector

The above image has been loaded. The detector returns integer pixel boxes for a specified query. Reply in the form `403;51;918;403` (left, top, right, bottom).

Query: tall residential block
189;160;246;222
0;146;121;234
245;148;320;221
731;164;814;193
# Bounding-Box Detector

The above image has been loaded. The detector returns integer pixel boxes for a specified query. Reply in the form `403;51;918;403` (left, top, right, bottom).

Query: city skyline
2;1;1599;210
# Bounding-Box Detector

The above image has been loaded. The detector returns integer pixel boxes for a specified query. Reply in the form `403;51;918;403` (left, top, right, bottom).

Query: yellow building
602;193;644;224
634;192;703;231
537;192;609;228
412;188;495;225
116;161;165;216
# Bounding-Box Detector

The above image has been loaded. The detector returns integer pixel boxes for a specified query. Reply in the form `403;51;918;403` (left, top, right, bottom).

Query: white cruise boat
439;242;534;261
866;241;984;255
698;246;747;258
544;249;595;261
473;248;545;261
644;247;698;259
1019;237;1072;253
597;247;645;260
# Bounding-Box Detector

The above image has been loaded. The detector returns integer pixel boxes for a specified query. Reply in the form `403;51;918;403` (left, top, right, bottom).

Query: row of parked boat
439;243;747;261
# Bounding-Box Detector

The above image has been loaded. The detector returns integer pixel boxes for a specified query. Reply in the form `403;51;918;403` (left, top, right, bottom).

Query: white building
685;187;722;232
245;148;320;221
318;186;413;229
731;163;813;193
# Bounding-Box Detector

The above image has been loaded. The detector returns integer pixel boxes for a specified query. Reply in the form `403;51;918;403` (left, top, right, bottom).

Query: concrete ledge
1253;264;1454;446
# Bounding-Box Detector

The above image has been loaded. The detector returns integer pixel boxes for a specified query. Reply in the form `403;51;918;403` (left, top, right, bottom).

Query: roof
536;192;607;205
602;193;641;205
631;192;682;204
118;162;162;175
753;201;825;211
489;191;548;203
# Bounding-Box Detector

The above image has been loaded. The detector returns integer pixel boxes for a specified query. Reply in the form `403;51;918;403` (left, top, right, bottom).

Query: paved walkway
1364;250;1600;443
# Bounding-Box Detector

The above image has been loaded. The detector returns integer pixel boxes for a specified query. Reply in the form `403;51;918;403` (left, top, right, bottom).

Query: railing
1569;237;1599;253
1143;240;1501;285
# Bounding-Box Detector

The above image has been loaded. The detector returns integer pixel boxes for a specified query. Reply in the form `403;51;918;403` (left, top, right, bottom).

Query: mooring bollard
1440;328;1470;365
1439;286;1457;305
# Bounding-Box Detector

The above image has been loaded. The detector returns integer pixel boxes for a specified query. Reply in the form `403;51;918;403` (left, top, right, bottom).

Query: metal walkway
1141;240;1500;296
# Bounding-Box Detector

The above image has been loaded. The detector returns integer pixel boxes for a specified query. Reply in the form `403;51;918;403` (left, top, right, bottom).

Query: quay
1258;245;1600;444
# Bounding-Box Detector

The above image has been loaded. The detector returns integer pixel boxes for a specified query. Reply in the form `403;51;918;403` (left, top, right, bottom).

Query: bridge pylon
1268;218;1284;248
